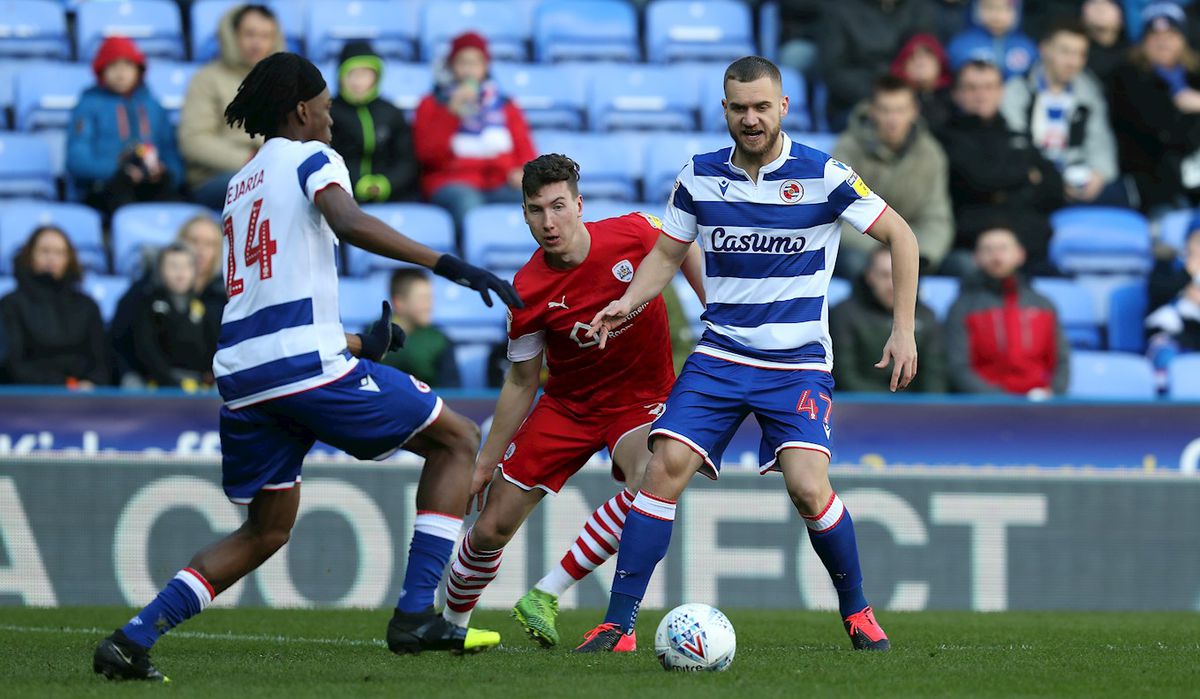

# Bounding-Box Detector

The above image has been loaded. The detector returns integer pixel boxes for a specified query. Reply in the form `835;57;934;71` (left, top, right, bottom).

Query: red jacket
412;95;536;199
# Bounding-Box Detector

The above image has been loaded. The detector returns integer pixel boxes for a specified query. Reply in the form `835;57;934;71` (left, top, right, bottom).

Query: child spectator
948;0;1039;79
891;33;955;131
130;243;219;389
67;36;182;217
379;269;460;388
0;226;108;387
331;41;419;203
1146;226;1200;380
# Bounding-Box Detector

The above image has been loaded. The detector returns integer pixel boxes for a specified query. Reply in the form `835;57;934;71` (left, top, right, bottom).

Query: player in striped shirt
575;57;920;653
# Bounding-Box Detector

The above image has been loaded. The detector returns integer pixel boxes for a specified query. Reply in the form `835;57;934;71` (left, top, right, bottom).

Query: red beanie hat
448;31;489;63
92;36;146;80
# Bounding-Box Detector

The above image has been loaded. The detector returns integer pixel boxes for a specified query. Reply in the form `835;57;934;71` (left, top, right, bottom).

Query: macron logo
718;180;730;197
359;376;380;393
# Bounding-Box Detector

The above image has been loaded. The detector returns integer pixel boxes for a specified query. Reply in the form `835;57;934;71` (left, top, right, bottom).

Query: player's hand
587;298;633;349
433;254;524;309
875;330;918;392
470;458;499;513
355;301;406;361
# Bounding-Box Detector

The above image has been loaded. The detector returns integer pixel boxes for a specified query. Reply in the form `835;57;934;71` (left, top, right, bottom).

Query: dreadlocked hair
224;52;326;139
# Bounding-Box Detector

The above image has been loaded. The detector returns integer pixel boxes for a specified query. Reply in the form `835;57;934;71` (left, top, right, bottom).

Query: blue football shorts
219;359;442;504
648;352;834;478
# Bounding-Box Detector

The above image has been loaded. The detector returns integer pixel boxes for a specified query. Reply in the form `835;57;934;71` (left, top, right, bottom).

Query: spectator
945;227;1070;395
834;75;955;277
1002;20;1124;206
830;247;947;392
947;0;1038;79
1108;3;1200;213
817;0;938;131
1083;0;1130;82
939;60;1063;273
178;4;283;209
378;269;460;388
1146;226;1200;379
131;243;219;389
0;226;108;387
175;214;227;321
67;36;182;217
890;33;955;131
330;41;419;203
413;32;535;238
777;0;825;76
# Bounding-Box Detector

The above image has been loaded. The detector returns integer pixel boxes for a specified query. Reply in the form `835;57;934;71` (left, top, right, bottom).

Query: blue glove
356;301;406;361
433;254;524;308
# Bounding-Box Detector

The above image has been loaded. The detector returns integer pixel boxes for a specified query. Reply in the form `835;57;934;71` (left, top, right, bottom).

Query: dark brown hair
15;225;82;283
389;268;430;300
724;55;781;87
521;154;580;200
872;74;915;100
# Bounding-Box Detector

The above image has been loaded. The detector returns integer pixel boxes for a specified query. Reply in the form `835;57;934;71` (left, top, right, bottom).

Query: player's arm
680;242;706;306
315;185;523;309
864;207;920;391
470;352;544;511
589;234;691;348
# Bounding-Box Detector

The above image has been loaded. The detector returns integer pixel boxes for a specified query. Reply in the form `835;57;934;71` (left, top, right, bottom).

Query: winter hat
1142;2;1186;35
91;36;146;81
448;31;490;63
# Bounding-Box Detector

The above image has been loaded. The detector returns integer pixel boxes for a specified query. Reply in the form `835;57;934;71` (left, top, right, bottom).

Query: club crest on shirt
847;173;872;198
779;180;804;204
612;259;635;282
410;376;431;393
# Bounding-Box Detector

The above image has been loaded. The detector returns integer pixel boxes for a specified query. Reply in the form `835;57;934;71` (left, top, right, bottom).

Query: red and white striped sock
442;528;504;627
536;489;634;597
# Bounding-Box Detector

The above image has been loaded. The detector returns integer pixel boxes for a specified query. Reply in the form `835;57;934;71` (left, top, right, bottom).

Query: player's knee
470;517;515;550
786;480;830;516
247;522;291;556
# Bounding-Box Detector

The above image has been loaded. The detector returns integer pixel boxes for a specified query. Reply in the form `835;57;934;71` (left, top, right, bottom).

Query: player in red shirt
438;154;703;650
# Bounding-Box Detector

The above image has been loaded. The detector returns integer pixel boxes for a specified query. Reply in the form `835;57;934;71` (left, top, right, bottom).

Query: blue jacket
947;27;1038;80
66;84;183;188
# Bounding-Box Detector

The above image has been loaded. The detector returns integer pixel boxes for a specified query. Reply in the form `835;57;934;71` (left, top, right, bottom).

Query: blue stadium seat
828;276;851;308
1049;206;1152;275
919;276;959;321
306;0;419;62
535;130;643;201
0;60;17;117
534;0;638;63
795;132;838;155
645;0;754;64
344;204;456;277
432;275;508;344
82;274;130;322
420;0;529;62
338;272;389;331
583;200;656;223
0;274;13;298
76;0;184;60
588;64;700;132
13;61;91;130
1067;350;1156;399
644;131;732;203
454;342;492;389
463;203;537;274
144;61;198;124
1108;280;1148;353
377;62;432;114
491;63;587;131
0;0;71;59
189;0;240;62
696;63;811;133
1031;277;1101;349
266;0;305;55
40;127;66;181
1167;354;1200;399
758;0;780;61
0;199;104;273
1158;207;1195;256
0;133;54;198
111;203;211;275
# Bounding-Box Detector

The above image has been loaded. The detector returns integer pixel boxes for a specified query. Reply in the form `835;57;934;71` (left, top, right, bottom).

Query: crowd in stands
1;0;1199;399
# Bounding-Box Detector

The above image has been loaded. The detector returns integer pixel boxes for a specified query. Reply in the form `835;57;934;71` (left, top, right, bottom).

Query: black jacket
131;285;219;386
111;270;224;382
0;270;108;385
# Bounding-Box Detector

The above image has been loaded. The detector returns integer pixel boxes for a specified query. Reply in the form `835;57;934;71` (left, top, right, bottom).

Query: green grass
2;607;1198;698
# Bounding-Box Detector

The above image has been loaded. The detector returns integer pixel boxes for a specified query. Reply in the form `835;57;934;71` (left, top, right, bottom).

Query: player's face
523;181;583;253
723;77;788;159
974;228;1026;279
300;88;335;145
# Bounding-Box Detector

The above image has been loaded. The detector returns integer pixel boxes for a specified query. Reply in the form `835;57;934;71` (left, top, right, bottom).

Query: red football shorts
498;394;667;493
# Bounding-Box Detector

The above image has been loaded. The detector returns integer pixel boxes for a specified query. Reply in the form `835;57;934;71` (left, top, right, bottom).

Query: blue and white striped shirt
663;132;888;371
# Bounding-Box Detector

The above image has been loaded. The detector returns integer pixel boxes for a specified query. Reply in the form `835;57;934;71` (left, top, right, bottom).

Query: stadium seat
13;61;91;130
0;132;54;198
918;276;959;321
420;0;529;62
1107;280;1148;353
491;63;587;131
432;275;508;344
1031;277;1101;349
535;130;643;201
1167;354;1200;399
758;0;780;61
1158;207;1195;255
0;274;13;298
645;0;755;64
1067;350;1156;400
643;131;732;203
696;63;811;133
40;127;66;180
462;203;537;274
266;0;305;55
0;0;71;59
795;132;838;155
144;61;198;124
344;204;456;277
76;0;185;60
588;64;700;132
306;0;419;62
0;199;104;273
0;60;17;119
454;342;492;390
534;0;638;63
377;62;432;114
111;203;211;275
338;271;389;331
828;276;851;309
82;274;130;323
1049;206;1152;275
189;0;240;62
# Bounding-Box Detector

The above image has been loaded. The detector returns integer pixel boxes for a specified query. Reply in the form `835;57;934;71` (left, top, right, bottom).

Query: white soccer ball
654;603;736;672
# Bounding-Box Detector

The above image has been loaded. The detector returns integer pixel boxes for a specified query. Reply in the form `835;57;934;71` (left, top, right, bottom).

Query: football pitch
4;607;1197;697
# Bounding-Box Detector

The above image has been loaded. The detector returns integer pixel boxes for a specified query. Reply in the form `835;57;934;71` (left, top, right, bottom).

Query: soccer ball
654;603;736;672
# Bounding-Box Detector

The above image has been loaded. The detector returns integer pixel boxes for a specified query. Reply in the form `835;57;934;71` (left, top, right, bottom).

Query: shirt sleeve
661;161;699;243
505;306;545;362
632;211;665;254
823;157;887;234
297;144;353;204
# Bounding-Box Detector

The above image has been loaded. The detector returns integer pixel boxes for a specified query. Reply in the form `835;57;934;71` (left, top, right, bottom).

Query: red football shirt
507;212;676;415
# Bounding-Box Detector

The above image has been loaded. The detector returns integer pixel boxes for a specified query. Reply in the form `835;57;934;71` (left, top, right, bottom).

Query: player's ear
295;99;309;126
780;94;789;118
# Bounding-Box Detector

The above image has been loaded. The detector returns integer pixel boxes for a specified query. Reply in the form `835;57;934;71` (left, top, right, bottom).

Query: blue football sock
120;568;213;649
804;493;869;618
604;492;676;633
396;511;461;613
